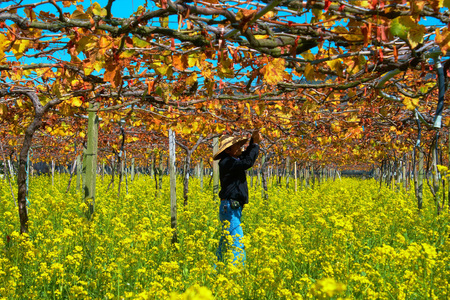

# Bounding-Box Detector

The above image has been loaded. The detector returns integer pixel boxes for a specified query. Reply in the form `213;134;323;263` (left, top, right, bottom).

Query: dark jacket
218;140;260;206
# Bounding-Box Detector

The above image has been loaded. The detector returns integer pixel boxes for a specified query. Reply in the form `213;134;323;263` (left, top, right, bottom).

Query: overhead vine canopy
0;0;449;166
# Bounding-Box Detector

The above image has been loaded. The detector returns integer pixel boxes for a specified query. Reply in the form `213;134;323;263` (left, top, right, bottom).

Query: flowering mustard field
1;175;449;299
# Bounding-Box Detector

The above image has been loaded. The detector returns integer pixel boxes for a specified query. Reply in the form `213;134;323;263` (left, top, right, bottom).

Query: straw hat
213;135;249;160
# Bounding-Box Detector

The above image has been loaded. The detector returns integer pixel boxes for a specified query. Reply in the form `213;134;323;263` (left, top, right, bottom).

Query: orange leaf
104;63;121;88
172;54;188;71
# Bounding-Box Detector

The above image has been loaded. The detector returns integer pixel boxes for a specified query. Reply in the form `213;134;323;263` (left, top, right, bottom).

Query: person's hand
252;130;262;144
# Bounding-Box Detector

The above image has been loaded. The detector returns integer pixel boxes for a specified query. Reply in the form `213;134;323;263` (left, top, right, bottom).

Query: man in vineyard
213;130;262;265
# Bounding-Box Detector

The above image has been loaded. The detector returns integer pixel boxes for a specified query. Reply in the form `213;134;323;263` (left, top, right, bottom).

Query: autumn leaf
262;58;286;85
68;97;83;107
407;24;425;48
201;61;213;79
71;5;90;20
104;62;122;88
236;9;257;32
402;96;419;110
0;34;8;61
188;53;199;68
160;16;169;28
133;37;150;48
92;2;107;17
11;39;31;59
186;73;197;86
304;64;315;81
326;58;344;77
172;54;189;71
63;0;76;7
83;64;94;75
301;51;315;61
390;16;416;40
435;28;450;55
0;103;7;117
119;50;135;59
218;57;234;78
76;36;97;53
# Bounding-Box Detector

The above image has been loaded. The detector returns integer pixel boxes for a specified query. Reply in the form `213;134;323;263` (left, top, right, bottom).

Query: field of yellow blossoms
1;174;449;299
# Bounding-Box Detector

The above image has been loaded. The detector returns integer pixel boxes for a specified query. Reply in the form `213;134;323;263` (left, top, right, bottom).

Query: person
213;130;262;265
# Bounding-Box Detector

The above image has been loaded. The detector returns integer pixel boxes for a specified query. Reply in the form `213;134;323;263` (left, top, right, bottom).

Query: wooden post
149;154;154;178
169;129;177;244
261;153;268;201
76;154;82;191
199;158;204;190
402;155;407;191
131;157;135;181
212;137;220;202
158;154;163;190
8;159;14;181
286;156;290;189
305;165;310;188
101;160;105;182
417;149;424;210
432;144;441;214
51;159;55;186
83;101;99;220
294;161;297;194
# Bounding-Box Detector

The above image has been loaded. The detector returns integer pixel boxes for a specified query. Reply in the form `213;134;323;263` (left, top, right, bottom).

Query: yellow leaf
11;39;31;59
263;11;275;19
201;62;213;79
160;16;169;28
0;103;6;116
304;64;315;81
84;65;94;75
326;59;344;77
402;97;419;110
182;126;191;134
92;2;107;17
69;97;83;107
262;58;286;85
188;54;199;68
254;35;269;40
93;60;104;73
80;131;86;138
186;73;197;86
120;50;135;59
301;51;315;61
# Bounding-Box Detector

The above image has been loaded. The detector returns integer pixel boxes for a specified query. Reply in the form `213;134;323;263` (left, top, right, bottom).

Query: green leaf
390;16;415;40
155;86;163;97
132;37;149;48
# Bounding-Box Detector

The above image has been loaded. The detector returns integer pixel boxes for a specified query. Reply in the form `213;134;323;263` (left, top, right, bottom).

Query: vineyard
1;0;450;299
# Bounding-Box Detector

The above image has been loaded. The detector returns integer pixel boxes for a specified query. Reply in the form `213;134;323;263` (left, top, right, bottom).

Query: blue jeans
216;200;246;265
